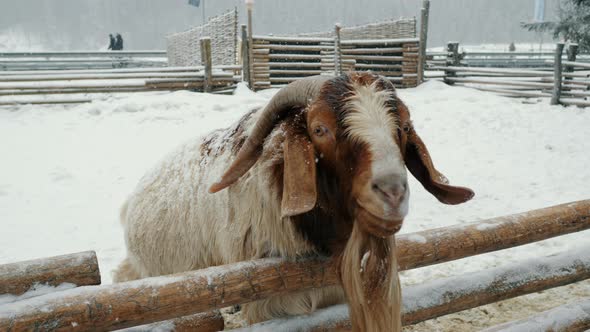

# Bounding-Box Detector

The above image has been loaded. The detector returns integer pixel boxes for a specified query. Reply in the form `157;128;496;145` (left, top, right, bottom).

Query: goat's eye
402;124;410;133
313;125;328;137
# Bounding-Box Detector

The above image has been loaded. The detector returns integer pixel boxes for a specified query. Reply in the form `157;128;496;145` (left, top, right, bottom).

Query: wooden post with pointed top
418;0;430;84
200;37;212;93
241;24;251;87
334;24;342;76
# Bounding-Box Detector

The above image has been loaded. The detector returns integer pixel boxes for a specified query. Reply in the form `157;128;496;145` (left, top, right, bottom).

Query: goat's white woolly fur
114;113;345;322
114;81;406;326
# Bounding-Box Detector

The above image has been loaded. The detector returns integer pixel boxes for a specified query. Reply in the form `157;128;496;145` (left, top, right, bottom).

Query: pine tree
522;0;590;51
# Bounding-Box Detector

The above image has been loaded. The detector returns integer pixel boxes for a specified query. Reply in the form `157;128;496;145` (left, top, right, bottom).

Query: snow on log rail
0;257;340;331
0;251;100;297
237;245;590;331
0;200;588;331
481;297;590;332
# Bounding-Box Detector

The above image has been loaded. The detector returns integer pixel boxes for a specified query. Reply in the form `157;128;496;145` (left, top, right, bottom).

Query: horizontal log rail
431;66;554;76
0;72;214;82
446;77;554;89
253;35;333;43
119;311;224;332
560;98;590;107
0;99;93;106
481;298;590;332
455;85;552;98
238;245;590;331
0;200;588;330
0;66;240;76
0;257;340;331
0;251;100;296
341;38;419;45
0;88;174;97
252;44;334;51
0;51;166;58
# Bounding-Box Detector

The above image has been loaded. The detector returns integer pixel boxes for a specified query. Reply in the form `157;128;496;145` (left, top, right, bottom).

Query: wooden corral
247;34;420;90
0;200;589;331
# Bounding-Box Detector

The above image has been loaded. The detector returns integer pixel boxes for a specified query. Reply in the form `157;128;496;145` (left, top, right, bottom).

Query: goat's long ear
281;128;317;218
405;127;474;205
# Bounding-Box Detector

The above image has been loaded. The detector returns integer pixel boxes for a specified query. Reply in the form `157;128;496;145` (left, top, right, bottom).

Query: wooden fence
0;51;168;71
426;42;590;107
243;22;420;91
1;199;589;331
0;40;241;106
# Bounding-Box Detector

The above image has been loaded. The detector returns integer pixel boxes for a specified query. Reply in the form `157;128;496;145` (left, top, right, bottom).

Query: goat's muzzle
356;207;403;238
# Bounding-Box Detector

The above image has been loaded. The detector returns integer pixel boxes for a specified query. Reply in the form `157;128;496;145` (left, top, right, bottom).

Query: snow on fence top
296;18;416;40
166;9;238;67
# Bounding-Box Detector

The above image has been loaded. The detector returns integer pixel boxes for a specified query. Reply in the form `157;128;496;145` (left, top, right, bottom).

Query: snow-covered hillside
0;81;589;329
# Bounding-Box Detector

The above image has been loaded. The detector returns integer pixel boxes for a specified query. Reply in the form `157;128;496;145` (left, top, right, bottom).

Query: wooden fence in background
1;199;589;331
247;33;420;90
0;40;241;106
0;51;168;71
425;42;590;107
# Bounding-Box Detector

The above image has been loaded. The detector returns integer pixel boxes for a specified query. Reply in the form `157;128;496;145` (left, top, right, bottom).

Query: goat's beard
340;221;401;332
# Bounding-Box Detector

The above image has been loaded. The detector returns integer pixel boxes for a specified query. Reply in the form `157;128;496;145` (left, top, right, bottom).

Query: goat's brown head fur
210;72;473;331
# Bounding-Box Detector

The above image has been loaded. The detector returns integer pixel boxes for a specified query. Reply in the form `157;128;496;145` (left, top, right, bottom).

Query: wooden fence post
200;37;212;93
246;2;254;90
444;41;460;85
417;0;430;84
334;24;342;76
240;25;251;87
564;43;578;90
551;42;564;105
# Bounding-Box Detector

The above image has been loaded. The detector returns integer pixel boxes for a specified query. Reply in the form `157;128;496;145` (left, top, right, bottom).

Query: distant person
114;33;124;51
108;34;116;50
509;42;516;52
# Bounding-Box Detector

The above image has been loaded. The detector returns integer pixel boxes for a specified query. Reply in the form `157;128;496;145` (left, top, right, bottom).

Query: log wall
250;35;420;90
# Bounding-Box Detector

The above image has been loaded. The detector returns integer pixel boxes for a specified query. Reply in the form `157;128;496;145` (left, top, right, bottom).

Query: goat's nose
371;174;407;206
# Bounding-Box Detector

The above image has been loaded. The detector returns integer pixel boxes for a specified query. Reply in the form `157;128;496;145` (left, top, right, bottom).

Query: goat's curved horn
209;75;333;193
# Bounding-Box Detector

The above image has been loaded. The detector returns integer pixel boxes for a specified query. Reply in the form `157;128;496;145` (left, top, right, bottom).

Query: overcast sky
0;0;560;50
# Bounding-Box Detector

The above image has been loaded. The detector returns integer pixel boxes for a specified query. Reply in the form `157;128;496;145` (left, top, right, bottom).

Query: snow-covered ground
0;81;589;329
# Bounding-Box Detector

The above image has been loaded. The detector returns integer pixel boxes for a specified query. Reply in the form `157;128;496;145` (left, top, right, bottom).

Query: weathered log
0;257;339;331
481;297;590;332
0;87;172;96
252;35;333;43
239;245;590;331
455;85;552;98
200;38;212;93
267;54;323;60
0;99;92;106
341;38;419;46
342;55;404;61
562;60;590;70
0;251;100;296
118;311;224;332
252;44;333;51
397;200;589;270
417;0;430;83
551;43;565;105
446;77;554;89
560;98;590;107
241;25;251;88
432;65;553;77
342;47;404;54
1;200;589;330
266;62;323;68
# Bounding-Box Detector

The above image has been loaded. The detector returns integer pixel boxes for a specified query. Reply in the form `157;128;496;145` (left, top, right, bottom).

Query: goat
113;72;474;331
